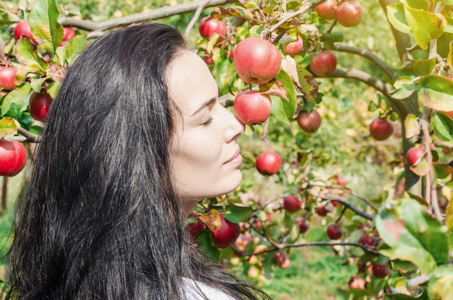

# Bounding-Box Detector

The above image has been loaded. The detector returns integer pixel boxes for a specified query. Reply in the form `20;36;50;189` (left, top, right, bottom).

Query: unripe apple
310;51;337;77
0;67;17;90
233;91;271;125
348;276;366;290
29;91;53;121
315;0;337;20
0;139;27;177
297;109;321;133
369;118;393;141
211;213;240;249
283;195;302;213
372;263;391;279
295;217;310;234
360;235;374;246
327;224;342;240
256;152;282;176
199;17;227;41
407;147;424;165
186;213;203;240
233;38;282;84
14;21;38;44
284;36;304;57
336;1;363;27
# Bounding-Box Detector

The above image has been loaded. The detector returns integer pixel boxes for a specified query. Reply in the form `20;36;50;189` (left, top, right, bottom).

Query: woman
6;24;270;299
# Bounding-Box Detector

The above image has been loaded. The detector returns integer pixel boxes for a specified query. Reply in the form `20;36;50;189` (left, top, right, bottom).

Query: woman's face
166;51;245;203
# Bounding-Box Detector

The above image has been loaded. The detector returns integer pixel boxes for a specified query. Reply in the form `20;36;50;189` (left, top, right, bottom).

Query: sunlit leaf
405;114;419;139
404;6;446;50
224;205;254;223
29;0;64;53
0;117;18;137
432;112;453;146
1;84;33;116
427;266;453;299
15;37;48;77
387;4;411;34
418;76;453;111
199;209;221;232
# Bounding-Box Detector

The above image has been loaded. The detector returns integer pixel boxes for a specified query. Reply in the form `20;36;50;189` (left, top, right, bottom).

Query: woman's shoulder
182;277;235;300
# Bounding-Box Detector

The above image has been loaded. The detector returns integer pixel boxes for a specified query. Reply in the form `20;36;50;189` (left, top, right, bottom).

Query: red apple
256;152;282;176
348;276;366;290
211;213;240;249
327;224;342;240
29;91;53;121
0;139;27;177
284;36;304;57
274;251;290;269
186;213;203;240
233;91;272;125
310;51;337;77
315;0;337;20
336;177;346;186
63;27;76;41
14;21;38;44
283;195;302;213
336;1;363;27
360;235;374;246
296;217;310;234
0;67;17;90
233;38;282;84
199;17;227;41
297;109;321;133
315;206;329;217
372;263;391;279
407;147;425;165
369;118;393;141
332;200;340;207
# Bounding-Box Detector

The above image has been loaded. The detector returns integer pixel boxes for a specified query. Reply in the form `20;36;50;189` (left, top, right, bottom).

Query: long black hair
5;23;270;299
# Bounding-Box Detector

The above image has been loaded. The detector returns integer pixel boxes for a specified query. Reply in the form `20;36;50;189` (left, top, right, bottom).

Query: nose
223;106;245;143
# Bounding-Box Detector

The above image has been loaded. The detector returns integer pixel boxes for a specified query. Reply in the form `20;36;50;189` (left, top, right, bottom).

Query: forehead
166;50;218;115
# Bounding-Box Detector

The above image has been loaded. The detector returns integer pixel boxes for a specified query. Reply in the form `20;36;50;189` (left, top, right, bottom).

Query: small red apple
14;21;38;44
327;224;342;240
360;235;374;246
332;200;340;207
336;1;363;27
283;195;302;213
297;109;321;133
274;251;290;269
369;118;393;141
372;263;391;279
310;51;337;77
0;67;17;90
315;0;337;20
296;217;310;234
0;139;27;177
63;27;76;41
29;91;53;121
199;17;227;41
186;213;203;240
284;36;304;57
211;213;240;249
407;147;425;165
348;276;366;290
233;38;282;84
233;91;272;125
315;206;329;217
336;177;346;186
256;152;282;176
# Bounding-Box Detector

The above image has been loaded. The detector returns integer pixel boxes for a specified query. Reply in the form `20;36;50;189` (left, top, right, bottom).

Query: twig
309;192;374;221
17;127;41;143
260;118;270;141
332;43;395;79
184;0;210;40
326;19;337;34
247;220;282;249
308;183;378;212
59;0;235;32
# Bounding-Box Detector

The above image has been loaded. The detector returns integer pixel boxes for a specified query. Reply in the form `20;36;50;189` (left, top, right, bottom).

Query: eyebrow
190;97;217;117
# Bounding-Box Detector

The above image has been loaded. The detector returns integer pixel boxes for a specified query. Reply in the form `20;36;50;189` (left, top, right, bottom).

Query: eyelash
202;117;213;126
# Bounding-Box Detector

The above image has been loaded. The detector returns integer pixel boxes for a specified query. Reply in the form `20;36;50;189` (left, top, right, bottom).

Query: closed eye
201;117;213;126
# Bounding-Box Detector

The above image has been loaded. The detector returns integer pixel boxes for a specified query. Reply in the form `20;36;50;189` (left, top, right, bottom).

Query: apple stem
335;206;347;224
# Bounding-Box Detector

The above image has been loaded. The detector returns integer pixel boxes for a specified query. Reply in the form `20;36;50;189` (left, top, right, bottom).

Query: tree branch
14;127;41;143
332;43;395;79
184;0;210;40
310;192;374;221
59;0;235;32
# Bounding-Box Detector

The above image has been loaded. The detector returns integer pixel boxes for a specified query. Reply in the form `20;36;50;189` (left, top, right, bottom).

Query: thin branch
16;127;41;143
332;43;395;79
184;0;210;40
59;0;235;32
247;220;282;249
308;183;378;212
310;192;375;221
325;68;393;99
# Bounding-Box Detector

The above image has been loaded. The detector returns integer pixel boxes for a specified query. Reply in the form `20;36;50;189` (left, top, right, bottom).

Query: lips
224;148;240;164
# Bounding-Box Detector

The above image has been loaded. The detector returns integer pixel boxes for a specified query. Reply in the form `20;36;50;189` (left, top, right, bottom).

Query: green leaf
0;117;18;137
57;34;86;66
427;266;453;299
405;114;420;139
29;0;64;53
297;66;318;103
375;201;438;274
445;16;453;34
448;42;453;73
270;96;291;124
400;0;428;10
196;230;220;264
274;69;297;121
15;37;48;78
47;82;60;98
413;57;436;76
432;112;453;145
404;6;446;50
1;84;33;116
30;77;49;93
223;205;254;223
387;4;411;34
433;163;451;180
418;75;453;111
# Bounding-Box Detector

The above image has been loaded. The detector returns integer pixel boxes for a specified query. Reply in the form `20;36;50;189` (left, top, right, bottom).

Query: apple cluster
315;0;363;28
